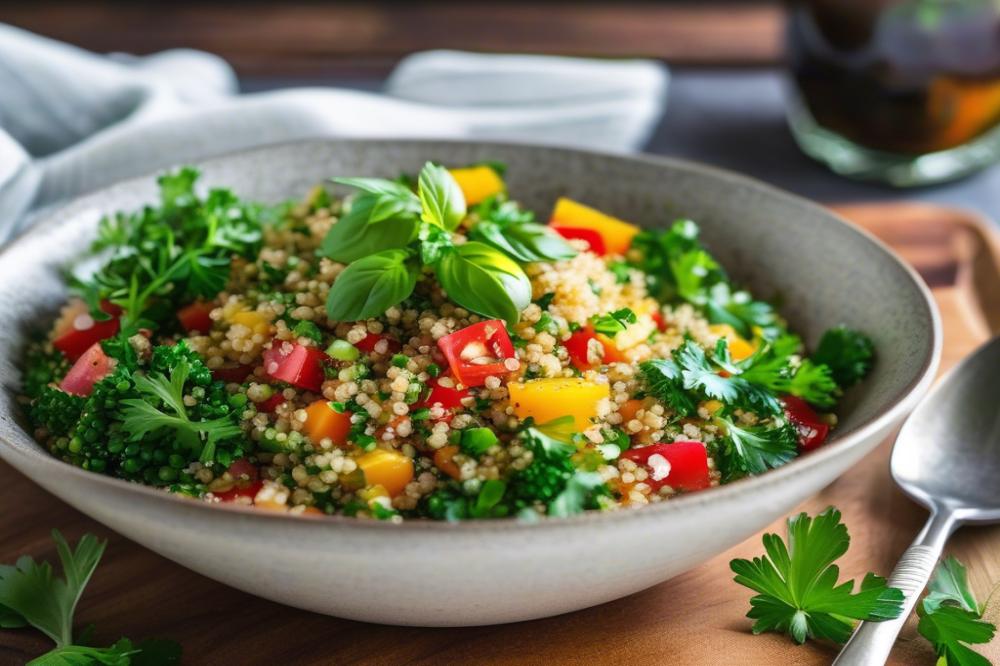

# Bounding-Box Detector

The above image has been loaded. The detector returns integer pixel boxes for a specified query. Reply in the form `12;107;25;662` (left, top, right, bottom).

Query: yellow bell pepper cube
508;378;610;431
227;310;272;335
449;166;505;206
708;323;757;361
550;197;641;256
356;449;414;497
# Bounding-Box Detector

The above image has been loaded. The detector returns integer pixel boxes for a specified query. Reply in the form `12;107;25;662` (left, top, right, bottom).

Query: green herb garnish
730;508;904;644
0;530;181;665
917;557;997;666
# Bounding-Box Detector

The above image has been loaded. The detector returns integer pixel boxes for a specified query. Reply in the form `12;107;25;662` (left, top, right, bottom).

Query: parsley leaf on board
0;531;182;665
730;508;904;645
917;557;997;666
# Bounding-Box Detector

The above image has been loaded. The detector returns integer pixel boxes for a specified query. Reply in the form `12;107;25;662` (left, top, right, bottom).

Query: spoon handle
832;510;957;666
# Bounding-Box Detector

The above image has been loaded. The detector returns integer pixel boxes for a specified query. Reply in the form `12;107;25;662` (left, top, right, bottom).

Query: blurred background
3;0;1000;216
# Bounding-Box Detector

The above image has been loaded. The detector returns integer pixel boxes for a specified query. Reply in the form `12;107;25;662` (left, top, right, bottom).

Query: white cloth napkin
0;23;669;242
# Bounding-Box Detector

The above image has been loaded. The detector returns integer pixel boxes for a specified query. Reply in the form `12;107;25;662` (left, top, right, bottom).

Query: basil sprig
469;197;576;263
437;242;532;326
326;249;419;321
323;162;532;324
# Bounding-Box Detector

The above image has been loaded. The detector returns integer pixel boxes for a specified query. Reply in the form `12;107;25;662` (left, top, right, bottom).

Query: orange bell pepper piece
356;449;414;497
449;165;505;205
303;400;352;446
508;377;610;431
550;197;640;256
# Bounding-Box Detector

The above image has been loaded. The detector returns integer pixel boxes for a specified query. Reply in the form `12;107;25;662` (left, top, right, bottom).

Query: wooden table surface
1;202;998;665
0;1;783;78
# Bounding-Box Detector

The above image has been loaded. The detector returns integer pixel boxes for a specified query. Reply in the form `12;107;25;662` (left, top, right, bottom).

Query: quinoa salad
19;163;874;522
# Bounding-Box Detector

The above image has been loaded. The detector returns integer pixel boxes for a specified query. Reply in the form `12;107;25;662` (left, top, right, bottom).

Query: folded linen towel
0;23;669;241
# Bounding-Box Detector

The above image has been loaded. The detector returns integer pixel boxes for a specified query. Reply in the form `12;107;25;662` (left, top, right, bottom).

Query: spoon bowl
891;335;1000;519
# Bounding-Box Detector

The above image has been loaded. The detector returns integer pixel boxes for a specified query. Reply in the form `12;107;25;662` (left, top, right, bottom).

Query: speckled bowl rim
0;138;942;534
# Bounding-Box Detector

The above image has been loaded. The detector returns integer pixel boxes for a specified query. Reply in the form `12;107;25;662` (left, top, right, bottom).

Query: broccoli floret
510;453;575;506
21;343;70;399
29;386;85;437
32;341;250;486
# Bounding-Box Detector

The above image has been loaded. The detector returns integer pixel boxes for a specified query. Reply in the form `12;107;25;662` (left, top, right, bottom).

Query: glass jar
786;0;1000;186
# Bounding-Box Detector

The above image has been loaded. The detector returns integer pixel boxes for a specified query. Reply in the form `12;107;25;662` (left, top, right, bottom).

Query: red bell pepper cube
550;225;607;256
263;342;329;393
783;395;830;451
437;320;516;388
355;333;402;355
564;326;625;371
211;364;255;384
621;442;711;492
177;301;215;334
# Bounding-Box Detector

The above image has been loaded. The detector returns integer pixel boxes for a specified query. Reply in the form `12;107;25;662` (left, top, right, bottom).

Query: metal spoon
833;335;1000;665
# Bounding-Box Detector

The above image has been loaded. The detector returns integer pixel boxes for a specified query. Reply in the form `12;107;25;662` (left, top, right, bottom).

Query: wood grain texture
1;202;998;665
0;1;784;76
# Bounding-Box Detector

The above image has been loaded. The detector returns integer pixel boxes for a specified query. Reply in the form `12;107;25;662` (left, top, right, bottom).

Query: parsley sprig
917;557;997;666
76;168;263;364
730;508;904;644
120;360;243;464
0;531;181;665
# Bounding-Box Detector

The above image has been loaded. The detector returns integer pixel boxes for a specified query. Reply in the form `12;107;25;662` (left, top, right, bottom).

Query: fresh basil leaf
472;220;576;263
320;194;419;264
418;162;466;231
419;222;454;265
326;249;418;321
435;242;531;325
332;177;421;224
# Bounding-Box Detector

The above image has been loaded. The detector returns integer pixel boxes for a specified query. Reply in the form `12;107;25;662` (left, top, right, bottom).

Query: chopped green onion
326;339;360;361
460;427;498;457
391;353;410;368
426;363;442;378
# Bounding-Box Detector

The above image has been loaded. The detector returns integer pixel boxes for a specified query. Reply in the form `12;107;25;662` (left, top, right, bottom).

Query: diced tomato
415;377;470;422
437;320;516;388
226;459;259;483
550;225;607;256
263;342;329;392
354;333;402;355
565;327;625;370
621;442;711;492
59;343;114;397
783;395;830;451
565;328;598;371
256;393;286;413
52;301;120;362
651;310;667;332
177;301;215;334
212;364;255;384
214;480;263;503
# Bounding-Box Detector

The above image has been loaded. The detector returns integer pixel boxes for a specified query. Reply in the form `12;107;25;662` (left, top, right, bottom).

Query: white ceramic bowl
0;140;940;626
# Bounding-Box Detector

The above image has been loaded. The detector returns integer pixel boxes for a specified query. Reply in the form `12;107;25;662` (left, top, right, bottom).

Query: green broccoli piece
32;341;248;487
29;386;85;437
20;343;70;399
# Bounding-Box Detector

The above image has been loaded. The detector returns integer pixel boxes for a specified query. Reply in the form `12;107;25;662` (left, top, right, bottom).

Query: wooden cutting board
2;202;998;666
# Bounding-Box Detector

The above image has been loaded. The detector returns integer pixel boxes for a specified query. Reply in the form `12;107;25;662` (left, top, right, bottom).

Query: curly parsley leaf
730;508;904;645
917;557;996;666
638;358;698;418
738;336;839;410
121;360;243;464
715;416;798;481
813;327;875;389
